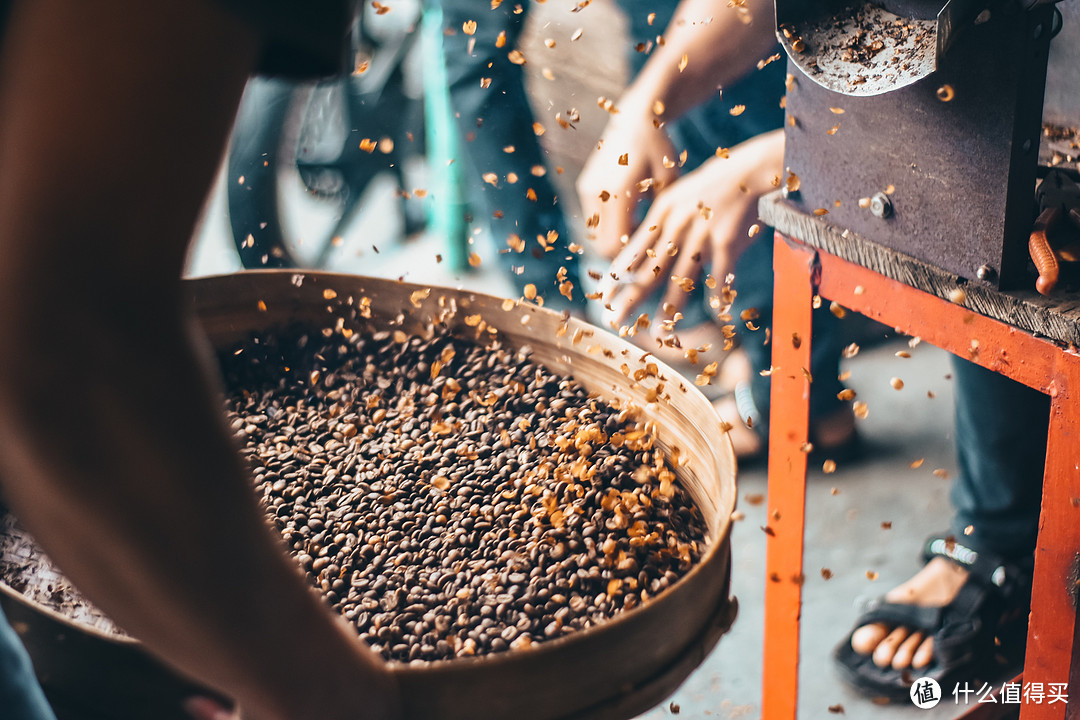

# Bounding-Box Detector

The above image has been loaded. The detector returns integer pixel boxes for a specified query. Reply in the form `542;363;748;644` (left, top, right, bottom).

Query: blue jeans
0;604;57;720
950;358;1046;560
437;0;845;424
436;0;583;310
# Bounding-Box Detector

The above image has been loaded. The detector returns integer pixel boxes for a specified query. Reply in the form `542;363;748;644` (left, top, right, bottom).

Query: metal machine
775;0;1072;290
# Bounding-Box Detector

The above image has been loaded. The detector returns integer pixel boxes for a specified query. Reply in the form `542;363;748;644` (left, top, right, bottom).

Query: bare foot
714;394;765;457
712;392;856;460
715;347;751;392
850;557;969;670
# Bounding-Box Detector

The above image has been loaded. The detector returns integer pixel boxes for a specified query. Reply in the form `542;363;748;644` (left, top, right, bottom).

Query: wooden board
759;191;1080;347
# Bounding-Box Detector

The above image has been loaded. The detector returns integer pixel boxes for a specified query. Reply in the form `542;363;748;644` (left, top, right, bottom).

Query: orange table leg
810;241;1080;720
765;232;1080;720
762;235;817;720
1019;360;1080;720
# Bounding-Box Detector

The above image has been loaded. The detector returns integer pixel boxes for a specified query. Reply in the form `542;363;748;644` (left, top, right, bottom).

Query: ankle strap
733;380;766;435
921;534;1032;602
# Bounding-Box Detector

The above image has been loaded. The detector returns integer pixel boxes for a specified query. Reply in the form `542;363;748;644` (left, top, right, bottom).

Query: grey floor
187;164;972;719
634;340;964;720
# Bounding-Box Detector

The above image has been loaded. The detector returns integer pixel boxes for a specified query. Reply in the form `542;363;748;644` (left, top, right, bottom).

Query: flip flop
832;535;1032;701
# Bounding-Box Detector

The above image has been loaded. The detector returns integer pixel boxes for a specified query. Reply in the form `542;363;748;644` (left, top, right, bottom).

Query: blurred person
0;1;398;718
581;0;1059;699
578;0;855;460
436;0;771;325
577;0;779;260
436;0;586;313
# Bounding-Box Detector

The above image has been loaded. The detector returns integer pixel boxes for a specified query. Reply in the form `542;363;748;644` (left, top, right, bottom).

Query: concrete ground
635;339;965;720
184;5;1000;717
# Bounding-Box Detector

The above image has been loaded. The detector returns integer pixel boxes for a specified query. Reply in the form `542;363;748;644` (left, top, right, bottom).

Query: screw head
976;264;996;282
869;192;893;219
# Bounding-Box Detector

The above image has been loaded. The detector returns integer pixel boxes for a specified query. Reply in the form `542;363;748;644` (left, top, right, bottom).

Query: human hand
577;111;681;260
599;130;785;328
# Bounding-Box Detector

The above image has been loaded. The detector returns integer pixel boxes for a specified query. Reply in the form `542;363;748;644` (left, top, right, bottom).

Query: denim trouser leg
950;357;1047;560
0;605;57;720
436;0;582;309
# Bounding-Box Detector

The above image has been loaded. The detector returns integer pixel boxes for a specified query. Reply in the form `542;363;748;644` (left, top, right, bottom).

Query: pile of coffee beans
220;311;707;664
0;512;127;637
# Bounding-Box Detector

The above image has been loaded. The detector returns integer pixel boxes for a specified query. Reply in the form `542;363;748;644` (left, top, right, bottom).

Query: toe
912;636;935;669
872;627;909;668
713;396;763;458
891;631;925;671
850;622;889;655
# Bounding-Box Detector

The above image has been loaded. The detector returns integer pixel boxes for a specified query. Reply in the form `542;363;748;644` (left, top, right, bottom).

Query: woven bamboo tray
1;270;738;720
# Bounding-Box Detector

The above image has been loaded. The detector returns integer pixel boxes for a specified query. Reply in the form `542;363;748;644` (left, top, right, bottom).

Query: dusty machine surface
778;0;1065;289
0;271;738;720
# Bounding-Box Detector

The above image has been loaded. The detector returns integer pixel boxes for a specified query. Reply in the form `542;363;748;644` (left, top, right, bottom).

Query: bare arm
621;0;777;123
0;2;396;718
577;0;777;257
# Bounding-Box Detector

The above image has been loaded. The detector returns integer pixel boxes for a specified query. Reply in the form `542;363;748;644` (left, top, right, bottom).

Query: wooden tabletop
758;190;1080;347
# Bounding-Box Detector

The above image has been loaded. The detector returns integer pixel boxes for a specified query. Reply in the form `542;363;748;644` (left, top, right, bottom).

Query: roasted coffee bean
221;315;707;663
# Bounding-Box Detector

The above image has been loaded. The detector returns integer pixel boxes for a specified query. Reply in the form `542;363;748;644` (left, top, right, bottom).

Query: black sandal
832;534;1032;701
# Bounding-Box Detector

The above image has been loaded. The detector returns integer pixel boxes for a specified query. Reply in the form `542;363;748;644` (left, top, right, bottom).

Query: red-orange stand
763;233;1080;720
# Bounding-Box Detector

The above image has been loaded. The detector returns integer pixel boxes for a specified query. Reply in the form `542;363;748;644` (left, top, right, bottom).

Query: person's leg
620;7;850;431
848;358;1046;672
436;0;583;311
0;606;58;720
716;234;852;455
949;358;1046;558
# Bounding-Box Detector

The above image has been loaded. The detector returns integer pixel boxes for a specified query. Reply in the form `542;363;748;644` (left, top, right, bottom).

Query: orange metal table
760;195;1080;720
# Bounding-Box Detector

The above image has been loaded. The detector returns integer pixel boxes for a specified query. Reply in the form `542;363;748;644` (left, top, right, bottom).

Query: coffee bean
220;314;707;662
